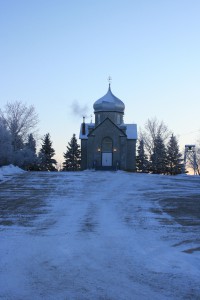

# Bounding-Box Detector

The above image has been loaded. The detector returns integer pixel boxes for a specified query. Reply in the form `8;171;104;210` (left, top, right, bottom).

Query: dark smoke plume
71;100;89;118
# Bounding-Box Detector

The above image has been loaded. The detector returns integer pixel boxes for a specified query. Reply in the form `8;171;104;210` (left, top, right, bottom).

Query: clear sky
0;0;200;166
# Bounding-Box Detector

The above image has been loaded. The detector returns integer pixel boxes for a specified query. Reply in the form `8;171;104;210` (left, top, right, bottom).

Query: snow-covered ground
0;169;200;299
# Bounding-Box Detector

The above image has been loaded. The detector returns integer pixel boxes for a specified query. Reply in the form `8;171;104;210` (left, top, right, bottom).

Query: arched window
117;114;121;125
98;114;101;124
102;137;112;152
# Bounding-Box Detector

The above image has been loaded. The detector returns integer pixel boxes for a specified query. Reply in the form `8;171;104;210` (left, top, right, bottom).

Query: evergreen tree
166;134;183;175
0;118;13;166
136;139;149;172
140;117;171;157
150;134;167;174
26;133;37;153
38;133;57;171
63;134;81;171
22;134;38;170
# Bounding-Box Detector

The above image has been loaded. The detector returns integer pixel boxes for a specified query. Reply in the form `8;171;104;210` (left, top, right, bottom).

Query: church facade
79;84;137;171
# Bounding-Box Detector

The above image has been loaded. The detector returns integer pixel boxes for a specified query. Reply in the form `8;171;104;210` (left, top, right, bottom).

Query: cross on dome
108;76;112;88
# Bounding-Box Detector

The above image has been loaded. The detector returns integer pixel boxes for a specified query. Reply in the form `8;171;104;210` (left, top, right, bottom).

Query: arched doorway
102;137;113;167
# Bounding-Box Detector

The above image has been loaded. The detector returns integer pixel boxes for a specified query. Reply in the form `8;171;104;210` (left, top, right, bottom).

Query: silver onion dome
93;84;125;113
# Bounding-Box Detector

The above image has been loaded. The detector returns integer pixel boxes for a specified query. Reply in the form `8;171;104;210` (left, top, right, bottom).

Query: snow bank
0;164;25;183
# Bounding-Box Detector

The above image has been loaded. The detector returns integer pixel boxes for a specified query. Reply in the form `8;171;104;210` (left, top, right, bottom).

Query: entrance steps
95;166;117;171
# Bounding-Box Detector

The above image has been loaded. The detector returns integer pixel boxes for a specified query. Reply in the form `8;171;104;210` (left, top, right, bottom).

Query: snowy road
0;171;200;300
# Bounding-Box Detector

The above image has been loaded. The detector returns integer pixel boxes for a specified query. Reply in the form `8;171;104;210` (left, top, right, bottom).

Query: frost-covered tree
197;151;200;175
136;139;149;173
150;134;167;174
11;134;38;170
0;118;13;166
22;134;38;170
140;117;171;157
0;101;39;151
166;134;183;175
25;134;38;170
195;137;200;175
182;139;199;175
38;133;57;171
63;134;81;171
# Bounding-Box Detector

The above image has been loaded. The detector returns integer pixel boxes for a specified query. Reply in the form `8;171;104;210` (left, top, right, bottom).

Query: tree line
0;101;80;171
137;118;200;175
0;101;199;174
137;118;183;174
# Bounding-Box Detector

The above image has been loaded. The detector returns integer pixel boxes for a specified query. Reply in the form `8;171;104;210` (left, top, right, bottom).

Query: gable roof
87;117;127;138
79;118;137;140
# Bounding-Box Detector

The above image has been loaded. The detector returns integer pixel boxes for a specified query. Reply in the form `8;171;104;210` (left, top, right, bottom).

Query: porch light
97;148;101;152
113;148;117;152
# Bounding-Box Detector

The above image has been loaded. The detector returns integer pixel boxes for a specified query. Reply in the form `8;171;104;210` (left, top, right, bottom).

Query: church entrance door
102;153;112;166
101;137;113;167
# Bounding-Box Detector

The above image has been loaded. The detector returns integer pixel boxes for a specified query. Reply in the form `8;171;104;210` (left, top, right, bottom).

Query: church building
79;83;137;171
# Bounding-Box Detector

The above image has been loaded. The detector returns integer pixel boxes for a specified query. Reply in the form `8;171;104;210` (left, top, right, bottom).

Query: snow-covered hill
0;171;200;299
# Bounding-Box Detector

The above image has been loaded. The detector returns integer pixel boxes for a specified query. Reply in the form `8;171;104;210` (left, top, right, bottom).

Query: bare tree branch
140;117;171;156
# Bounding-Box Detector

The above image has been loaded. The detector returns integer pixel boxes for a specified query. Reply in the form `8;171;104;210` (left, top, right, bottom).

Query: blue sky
0;0;200;165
